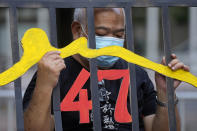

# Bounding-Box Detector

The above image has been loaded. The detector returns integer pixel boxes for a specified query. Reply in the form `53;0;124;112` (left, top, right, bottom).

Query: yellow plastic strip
0;28;197;87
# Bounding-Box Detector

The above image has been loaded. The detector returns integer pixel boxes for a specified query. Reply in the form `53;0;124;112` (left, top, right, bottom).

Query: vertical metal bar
161;6;176;131
9;7;24;131
49;7;63;131
124;6;139;131
7;98;15;131
49;7;58;46
87;7;102;131
180;100;185;131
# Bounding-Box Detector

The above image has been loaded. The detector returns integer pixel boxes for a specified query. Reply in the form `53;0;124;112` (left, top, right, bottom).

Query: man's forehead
74;8;125;28
111;8;123;15
94;8;125;29
94;8;124;16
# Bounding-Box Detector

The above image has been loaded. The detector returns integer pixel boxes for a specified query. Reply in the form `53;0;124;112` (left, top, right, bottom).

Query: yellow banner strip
0;28;197;87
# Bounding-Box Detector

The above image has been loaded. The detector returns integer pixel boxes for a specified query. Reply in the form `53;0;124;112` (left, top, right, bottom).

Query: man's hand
147;54;189;131
155;54;190;100
24;51;65;131
37;51;66;89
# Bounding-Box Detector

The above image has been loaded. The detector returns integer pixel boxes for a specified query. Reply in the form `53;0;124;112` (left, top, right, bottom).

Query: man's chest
59;68;142;130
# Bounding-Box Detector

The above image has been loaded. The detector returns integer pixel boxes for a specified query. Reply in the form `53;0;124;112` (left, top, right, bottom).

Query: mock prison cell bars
1;0;197;131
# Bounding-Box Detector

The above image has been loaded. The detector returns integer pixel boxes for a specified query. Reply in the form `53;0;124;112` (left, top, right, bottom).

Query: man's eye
115;32;125;38
96;33;105;36
115;34;124;38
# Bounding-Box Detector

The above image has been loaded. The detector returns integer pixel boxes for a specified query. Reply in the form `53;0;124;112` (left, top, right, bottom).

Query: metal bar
49;7;58;46
161;6;177;131
49;7;63;131
7;98;15;131
9;7;24;131
1;1;195;131
1;1;197;8
87;7;102;131
0;1;128;8
124;6;139;131
179;99;185;131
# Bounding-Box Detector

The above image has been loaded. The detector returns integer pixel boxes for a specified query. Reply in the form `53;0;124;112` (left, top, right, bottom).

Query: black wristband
156;95;179;107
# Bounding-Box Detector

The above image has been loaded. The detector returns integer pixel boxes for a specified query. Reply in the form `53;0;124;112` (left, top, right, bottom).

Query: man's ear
71;21;82;40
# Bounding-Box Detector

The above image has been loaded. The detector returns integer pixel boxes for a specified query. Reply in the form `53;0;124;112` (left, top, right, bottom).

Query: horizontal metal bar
1;1;197;8
2;0;197;4
0;1;127;8
2;0;197;2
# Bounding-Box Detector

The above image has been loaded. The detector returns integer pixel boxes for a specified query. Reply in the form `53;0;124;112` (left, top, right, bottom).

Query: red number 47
60;68;132;123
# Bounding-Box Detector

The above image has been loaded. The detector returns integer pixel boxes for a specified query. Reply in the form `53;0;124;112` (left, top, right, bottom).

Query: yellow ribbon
0;28;197;87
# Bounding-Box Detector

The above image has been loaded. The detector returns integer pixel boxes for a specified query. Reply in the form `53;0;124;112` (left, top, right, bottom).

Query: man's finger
161;57;166;65
48;54;62;60
56;62;66;71
53;59;65;65
171;62;184;71
168;59;179;68
45;51;61;57
183;65;190;72
171;53;177;59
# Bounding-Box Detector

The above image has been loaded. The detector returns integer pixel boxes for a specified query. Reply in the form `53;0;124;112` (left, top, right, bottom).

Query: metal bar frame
125;6;139;131
1;0;197;8
49;7;63;131
9;6;24;131
0;0;194;131
161;6;177;131
87;7;102;131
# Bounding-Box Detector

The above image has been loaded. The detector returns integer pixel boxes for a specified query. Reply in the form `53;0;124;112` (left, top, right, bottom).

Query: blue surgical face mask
81;25;124;68
95;36;124;68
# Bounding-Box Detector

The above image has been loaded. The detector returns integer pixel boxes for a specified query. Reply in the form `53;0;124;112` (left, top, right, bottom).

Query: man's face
71;8;125;69
94;9;125;39
80;8;125;39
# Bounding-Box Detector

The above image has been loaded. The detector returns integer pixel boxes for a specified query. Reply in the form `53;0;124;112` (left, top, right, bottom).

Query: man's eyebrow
95;27;125;33
95;26;109;31
113;29;125;33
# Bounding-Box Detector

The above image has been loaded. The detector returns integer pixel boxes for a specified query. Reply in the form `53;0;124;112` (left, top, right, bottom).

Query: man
23;8;190;131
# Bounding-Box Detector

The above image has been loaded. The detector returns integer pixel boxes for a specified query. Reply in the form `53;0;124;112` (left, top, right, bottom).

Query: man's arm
152;103;180;131
144;102;180;131
24;81;54;131
24;51;66;131
144;54;189;131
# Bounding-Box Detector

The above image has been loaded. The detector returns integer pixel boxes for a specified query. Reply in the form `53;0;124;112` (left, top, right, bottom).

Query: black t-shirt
23;57;156;131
